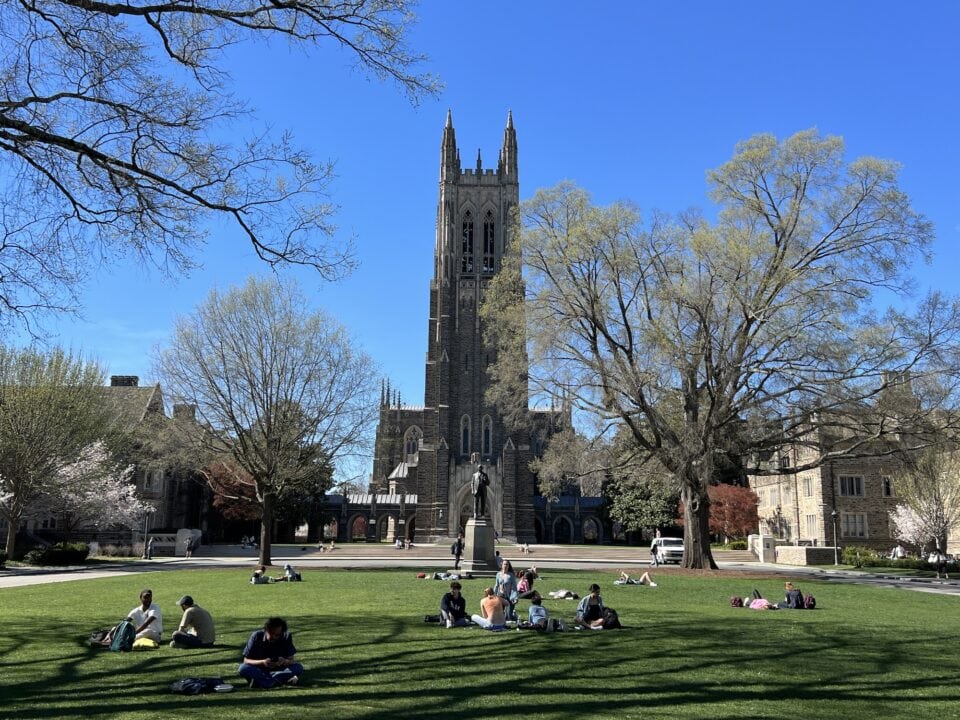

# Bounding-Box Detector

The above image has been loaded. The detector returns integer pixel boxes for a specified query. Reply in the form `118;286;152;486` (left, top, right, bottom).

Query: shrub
98;543;138;558
23;542;90;566
725;540;748;550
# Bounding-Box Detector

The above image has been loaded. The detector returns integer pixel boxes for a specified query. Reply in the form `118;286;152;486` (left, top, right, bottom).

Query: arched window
460;415;471;456
482;210;495;273
482;415;492;456
461;211;474;273
404;426;423;461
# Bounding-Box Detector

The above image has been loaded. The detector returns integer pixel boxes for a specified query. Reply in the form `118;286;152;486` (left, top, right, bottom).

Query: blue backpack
110;619;136;652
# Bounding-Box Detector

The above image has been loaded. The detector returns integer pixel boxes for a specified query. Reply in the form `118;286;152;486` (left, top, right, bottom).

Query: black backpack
601;607;621;629
169;677;223;694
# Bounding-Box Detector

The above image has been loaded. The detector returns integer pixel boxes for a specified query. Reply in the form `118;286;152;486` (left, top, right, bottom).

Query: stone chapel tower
411;110;537;543
369;112;555;543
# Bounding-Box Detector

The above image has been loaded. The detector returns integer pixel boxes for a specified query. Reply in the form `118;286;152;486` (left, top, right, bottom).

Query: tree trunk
5;516;17;559
681;482;718;569
259;491;274;566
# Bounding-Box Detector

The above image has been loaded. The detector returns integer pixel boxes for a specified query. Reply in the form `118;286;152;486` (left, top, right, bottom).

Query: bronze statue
471;464;490;518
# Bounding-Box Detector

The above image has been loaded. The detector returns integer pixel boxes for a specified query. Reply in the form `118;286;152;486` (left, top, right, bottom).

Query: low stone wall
775;545;837;566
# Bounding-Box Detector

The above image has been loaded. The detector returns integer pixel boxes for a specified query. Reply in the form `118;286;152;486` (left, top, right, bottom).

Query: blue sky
16;1;960;463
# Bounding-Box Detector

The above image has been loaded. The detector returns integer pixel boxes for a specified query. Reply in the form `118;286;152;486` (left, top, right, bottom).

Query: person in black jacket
776;582;805;609
452;533;464;570
440;581;469;628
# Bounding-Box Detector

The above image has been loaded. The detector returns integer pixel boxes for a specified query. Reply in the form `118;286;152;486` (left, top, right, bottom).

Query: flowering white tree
890;446;960;552
31;442;149;540
889;505;931;551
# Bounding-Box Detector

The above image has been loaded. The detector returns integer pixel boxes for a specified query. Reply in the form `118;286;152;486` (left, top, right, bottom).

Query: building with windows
368;113;583;544
749;438;902;551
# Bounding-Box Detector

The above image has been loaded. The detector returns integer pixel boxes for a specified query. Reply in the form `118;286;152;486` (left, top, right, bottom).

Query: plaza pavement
2;542;959;596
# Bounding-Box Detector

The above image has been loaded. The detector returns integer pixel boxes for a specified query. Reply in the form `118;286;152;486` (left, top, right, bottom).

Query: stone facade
750;434;915;552
369;112;564;543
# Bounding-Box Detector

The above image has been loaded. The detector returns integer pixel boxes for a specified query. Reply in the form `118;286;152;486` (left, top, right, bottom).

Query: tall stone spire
499;110;518;180
440;109;459;181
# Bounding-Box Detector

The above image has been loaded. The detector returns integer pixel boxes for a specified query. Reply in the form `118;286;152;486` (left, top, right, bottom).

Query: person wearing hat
170;595;216;648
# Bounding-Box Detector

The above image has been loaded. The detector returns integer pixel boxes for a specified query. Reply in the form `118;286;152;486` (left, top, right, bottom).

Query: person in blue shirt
238;617;304;688
518;592;549;631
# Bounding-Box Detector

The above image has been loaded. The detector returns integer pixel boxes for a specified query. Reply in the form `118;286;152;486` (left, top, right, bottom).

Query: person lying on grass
615;570;657;587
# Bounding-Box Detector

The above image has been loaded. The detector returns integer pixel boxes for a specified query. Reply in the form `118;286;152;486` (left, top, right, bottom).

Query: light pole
831;509;839;565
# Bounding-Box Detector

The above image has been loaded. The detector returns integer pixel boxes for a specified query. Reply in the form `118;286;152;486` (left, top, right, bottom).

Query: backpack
451;542;458;555
803;594;816;610
169;677;223;695
601;607;621;629
110;619;136;652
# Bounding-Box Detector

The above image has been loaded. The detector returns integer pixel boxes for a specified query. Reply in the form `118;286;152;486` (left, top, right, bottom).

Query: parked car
652;537;684;564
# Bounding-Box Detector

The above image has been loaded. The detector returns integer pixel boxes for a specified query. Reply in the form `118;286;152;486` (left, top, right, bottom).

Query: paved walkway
2;543;958;596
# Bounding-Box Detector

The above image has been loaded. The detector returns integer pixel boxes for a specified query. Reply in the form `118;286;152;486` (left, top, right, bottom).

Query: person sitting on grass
518;592;549;631
471;587;508;631
251;565;271;584
170;595;216;648
440;581;470;628
238;617;304;689
616;570;658;587
99;588;163;646
575;584;606;629
776;582;805;609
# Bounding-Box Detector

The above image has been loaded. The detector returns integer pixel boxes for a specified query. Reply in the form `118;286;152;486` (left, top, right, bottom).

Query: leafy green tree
0;348;111;557
483;130;960;568
156;276;378;565
0;0;438;333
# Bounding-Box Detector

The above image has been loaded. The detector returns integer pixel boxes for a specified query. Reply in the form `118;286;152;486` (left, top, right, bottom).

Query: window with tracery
460;415;471;456
404;426;423;460
461;211;474;273
482;415;492;456
482;211;495;273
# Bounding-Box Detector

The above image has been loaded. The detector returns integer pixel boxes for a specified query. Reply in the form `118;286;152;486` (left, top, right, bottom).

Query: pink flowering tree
31;442;150;541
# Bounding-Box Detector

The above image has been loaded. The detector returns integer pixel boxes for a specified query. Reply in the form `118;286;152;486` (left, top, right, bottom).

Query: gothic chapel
370;112;562;543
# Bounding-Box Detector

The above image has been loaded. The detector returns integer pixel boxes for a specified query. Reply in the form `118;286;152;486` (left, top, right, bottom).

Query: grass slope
0;568;957;719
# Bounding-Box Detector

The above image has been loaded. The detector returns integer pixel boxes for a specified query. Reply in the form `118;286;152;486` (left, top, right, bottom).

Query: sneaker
650;582;658;587
286;676;299;687
446;620;453;629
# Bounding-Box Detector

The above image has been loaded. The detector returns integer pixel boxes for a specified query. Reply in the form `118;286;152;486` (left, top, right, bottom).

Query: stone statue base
461;517;497;574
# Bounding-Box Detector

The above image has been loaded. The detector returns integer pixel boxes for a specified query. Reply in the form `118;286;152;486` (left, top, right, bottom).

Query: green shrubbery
711;540;748;550
23;542;90;566
841;546;946;571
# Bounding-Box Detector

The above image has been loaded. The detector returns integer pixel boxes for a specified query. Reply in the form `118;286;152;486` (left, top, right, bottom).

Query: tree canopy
155;275;378;564
0;0;438;333
482;130;960;569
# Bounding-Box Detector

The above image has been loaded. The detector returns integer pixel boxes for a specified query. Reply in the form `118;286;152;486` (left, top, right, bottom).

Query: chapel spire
440;109;459;181
499;110;518;180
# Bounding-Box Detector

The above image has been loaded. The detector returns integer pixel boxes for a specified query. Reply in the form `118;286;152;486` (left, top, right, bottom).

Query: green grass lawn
1;567;958;719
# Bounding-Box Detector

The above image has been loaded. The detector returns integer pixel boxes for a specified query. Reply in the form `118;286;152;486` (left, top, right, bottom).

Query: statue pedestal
462;517;497;574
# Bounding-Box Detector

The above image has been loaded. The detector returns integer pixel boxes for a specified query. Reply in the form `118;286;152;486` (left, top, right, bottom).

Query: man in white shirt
127;588;163;642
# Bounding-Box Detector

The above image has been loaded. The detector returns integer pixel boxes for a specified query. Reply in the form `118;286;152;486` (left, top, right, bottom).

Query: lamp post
831;510;839;565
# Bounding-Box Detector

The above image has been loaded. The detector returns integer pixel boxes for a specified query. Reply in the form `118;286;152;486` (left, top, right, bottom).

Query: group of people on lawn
97;587;303;689
439;556;655;631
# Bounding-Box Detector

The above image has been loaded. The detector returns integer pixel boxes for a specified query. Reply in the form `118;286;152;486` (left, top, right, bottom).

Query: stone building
369;112;569;543
748;374;959;554
748;436;902;552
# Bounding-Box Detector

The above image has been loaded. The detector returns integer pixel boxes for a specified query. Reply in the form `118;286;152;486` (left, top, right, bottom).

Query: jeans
171;631;213;648
237;662;304;688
